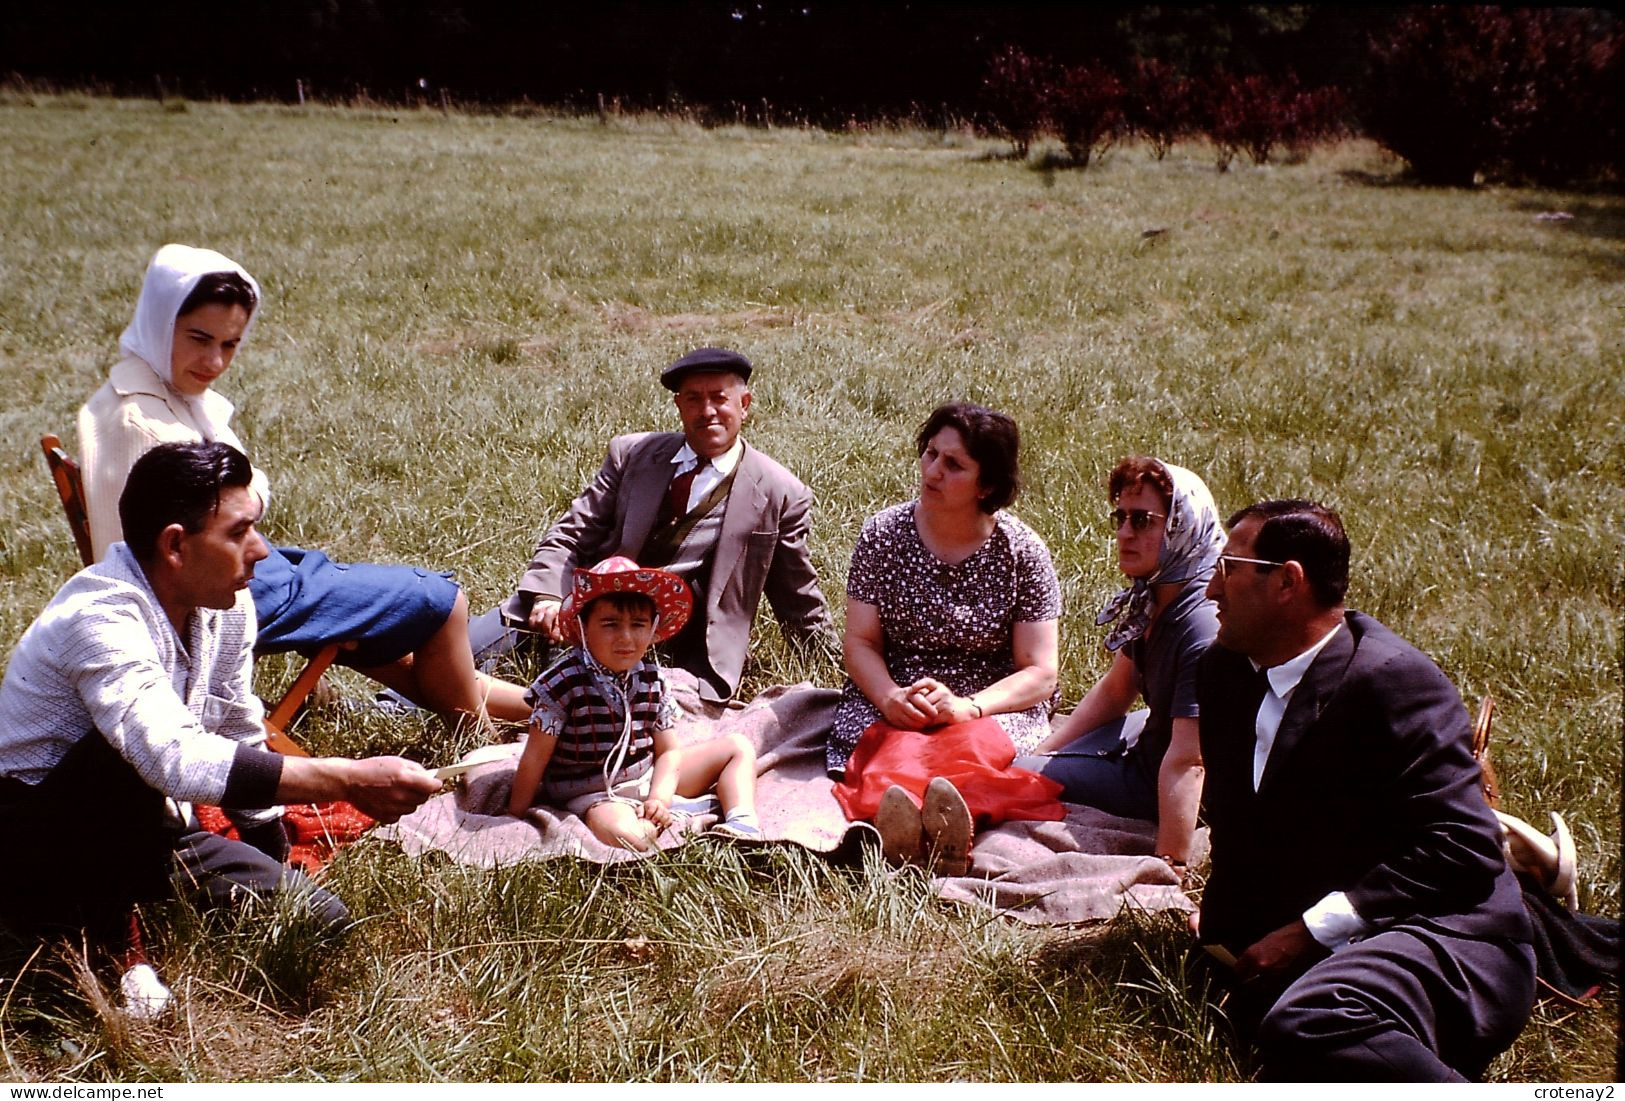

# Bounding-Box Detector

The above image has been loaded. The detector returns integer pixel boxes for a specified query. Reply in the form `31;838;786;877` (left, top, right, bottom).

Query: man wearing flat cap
496;347;833;703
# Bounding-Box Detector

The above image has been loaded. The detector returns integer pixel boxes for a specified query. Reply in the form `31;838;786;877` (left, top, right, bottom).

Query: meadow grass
0;96;1619;1081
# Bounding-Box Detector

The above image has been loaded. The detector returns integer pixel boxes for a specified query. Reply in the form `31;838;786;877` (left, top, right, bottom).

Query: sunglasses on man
1214;554;1289;579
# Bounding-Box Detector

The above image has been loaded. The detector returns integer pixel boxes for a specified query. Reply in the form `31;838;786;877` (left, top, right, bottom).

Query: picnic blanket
378;669;1199;925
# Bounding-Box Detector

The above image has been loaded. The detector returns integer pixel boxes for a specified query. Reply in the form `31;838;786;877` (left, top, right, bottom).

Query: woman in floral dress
828;403;1063;872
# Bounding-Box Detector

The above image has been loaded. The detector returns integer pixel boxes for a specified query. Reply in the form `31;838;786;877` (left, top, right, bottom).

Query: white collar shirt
670;438;744;512
1248;620;1370;951
1251;621;1343;791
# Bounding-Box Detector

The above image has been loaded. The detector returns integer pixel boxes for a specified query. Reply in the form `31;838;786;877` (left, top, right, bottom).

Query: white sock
119;963;173;1019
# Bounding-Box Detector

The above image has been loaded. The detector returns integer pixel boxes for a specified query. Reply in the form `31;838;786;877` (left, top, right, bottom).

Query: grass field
0;94;1619;1082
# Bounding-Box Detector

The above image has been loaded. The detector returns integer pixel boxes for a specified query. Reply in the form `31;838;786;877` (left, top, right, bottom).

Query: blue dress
250;546;459;669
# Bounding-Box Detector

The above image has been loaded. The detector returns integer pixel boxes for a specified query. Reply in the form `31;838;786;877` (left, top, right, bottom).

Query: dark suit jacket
1196;610;1529;955
504;432;833;702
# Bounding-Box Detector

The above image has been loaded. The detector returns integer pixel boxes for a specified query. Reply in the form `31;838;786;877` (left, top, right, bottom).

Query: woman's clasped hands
882;677;980;730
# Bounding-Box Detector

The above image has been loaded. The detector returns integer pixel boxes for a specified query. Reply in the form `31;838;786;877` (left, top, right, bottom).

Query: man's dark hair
915;401;1023;513
120;442;255;561
1226;498;1350;607
178;271;257;318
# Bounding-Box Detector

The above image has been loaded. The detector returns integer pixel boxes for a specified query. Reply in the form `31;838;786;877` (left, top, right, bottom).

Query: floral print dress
828;500;1062;773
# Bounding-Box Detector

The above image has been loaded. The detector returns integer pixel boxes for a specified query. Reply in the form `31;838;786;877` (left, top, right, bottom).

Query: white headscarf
1096;460;1225;652
119;243;261;388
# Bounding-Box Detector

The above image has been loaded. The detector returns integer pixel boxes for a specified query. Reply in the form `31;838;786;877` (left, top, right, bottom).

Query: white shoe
708;818;764;841
118;963;173;1019
1496;809;1580;909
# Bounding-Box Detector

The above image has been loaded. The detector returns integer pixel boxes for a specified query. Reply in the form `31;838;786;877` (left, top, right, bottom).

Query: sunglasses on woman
1110;508;1166;533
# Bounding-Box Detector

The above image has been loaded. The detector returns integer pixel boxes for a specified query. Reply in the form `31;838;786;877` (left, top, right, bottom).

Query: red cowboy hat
558;556;693;644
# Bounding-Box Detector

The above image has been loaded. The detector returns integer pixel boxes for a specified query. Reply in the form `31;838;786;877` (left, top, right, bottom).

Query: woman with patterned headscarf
1014;456;1223;873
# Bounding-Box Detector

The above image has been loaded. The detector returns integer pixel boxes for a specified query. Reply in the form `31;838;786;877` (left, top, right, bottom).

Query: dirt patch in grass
159;991;308;1080
416;299;986;361
601;298;991;348
601;302;810;333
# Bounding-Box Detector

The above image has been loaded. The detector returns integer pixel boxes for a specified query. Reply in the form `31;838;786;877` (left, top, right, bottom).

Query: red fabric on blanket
196;802;376;875
831;718;1065;827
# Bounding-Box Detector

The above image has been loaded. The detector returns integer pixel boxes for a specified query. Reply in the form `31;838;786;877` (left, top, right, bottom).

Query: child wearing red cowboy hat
506;556;761;850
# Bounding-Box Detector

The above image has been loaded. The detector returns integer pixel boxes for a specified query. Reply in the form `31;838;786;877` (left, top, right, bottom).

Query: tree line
984;8;1621;186
3;3;1618;186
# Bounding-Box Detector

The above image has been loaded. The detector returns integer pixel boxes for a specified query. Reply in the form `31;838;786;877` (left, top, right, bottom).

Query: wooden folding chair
40;433;332;756
41;433;94;568
1470;694;1499;810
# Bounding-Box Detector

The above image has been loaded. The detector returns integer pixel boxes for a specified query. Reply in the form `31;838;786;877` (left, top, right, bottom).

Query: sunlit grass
0;96;1618;1081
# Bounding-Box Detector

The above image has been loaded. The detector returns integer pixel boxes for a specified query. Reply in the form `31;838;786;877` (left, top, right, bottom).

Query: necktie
1245;662;1272;715
668;459;707;516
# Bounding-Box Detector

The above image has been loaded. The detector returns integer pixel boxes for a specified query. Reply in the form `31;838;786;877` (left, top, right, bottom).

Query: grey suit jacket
504;432;833;702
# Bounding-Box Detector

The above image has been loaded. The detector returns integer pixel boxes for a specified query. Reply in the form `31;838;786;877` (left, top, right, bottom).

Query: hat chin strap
579;626;660;811
601;691;636;808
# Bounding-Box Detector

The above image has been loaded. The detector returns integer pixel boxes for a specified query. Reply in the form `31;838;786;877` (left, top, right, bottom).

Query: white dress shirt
669;438;744;512
1252;622;1343;789
1250;622;1370;950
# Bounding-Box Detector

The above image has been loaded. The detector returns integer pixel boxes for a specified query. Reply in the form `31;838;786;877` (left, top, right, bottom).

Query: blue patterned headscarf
1096;461;1224;652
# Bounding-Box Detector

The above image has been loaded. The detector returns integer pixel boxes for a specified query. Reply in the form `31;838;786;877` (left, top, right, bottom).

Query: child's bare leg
716;733;757;817
583;800;658;852
672;733;757;817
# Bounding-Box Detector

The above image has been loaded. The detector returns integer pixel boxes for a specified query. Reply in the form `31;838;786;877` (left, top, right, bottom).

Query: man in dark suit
1195;498;1534;1081
497;347;833;704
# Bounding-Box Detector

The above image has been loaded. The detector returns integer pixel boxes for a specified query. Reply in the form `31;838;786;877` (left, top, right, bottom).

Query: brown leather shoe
921;776;973;877
875;784;924;867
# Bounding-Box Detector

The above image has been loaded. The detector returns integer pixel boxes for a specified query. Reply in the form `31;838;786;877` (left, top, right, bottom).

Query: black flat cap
659;347;754;390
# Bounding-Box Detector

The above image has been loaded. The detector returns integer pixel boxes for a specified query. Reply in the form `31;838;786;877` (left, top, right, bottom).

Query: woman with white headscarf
79;244;529;723
1014;456;1224;871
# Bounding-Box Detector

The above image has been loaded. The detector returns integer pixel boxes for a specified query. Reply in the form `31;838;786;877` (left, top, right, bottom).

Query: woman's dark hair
178;271;257;318
1226;498;1350;608
915;402;1022;513
1107;456;1174;511
121;441;255;561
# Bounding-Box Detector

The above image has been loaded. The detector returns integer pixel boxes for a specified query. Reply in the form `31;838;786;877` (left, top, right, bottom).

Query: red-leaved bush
1362;7;1622;186
982;45;1052;158
1203;72;1282;170
1125;57;1195;161
1050;63;1124;167
1200;71;1346;171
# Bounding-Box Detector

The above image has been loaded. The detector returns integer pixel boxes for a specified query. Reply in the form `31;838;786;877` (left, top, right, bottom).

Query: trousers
1201;920;1536;1081
0;732;347;945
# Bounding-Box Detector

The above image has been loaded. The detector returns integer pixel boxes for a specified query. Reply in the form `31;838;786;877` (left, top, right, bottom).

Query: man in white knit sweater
0;442;440;1016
